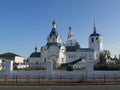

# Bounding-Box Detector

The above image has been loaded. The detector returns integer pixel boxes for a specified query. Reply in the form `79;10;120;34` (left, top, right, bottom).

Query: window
62;58;64;62
44;48;47;51
58;38;60;42
44;58;46;63
71;55;73;58
36;61;38;64
89;54;91;57
100;38;102;42
74;54;75;58
91;38;94;43
96;37;99;41
96;55;98;58
69;54;70;58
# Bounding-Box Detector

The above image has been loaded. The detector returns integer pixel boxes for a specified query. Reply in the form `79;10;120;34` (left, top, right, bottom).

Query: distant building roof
30;52;41;58
0;52;22;58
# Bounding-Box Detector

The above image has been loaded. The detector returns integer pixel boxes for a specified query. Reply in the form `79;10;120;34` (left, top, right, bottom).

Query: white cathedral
28;20;104;68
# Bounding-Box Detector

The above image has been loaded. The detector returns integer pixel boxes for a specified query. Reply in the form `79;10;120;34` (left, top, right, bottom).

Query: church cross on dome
52;20;56;28
93;20;97;33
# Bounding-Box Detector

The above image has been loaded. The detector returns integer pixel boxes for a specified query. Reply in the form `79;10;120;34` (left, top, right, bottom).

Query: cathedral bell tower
89;21;103;53
47;20;61;44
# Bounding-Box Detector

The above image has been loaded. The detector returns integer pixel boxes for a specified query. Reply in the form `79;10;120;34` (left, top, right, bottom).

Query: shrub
66;64;74;71
94;63;120;70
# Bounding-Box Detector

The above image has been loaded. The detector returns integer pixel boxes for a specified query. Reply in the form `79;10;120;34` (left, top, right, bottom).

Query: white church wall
59;52;66;64
29;58;40;63
41;46;48;63
65;52;79;63
80;51;95;60
48;46;59;56
89;36;103;52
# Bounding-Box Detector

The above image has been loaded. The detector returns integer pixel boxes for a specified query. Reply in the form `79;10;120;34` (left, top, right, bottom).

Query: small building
0;52;24;63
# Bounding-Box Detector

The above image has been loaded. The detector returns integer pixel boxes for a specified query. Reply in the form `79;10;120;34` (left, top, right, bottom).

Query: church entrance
48;55;58;70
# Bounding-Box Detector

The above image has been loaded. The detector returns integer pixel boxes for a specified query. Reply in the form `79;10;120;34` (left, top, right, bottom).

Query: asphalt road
0;85;120;90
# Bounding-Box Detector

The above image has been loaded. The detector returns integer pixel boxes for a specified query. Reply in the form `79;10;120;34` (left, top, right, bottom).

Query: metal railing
0;74;120;84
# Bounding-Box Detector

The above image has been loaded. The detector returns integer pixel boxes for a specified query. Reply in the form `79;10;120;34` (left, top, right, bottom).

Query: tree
66;64;74;71
103;50;111;58
119;54;120;61
99;53;107;64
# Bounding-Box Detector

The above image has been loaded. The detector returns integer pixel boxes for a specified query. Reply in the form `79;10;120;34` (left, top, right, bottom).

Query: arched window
44;58;46;63
71;55;73;58
62;58;64;62
69;54;70;58
74;54;75;58
91;38;94;43
96;37;99;42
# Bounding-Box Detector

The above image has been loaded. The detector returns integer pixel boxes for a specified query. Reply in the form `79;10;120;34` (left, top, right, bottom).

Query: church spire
52;20;56;28
68;26;73;39
34;45;37;52
93;20;97;33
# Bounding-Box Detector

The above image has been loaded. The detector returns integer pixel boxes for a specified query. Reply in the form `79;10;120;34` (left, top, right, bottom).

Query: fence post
82;75;84;82
5;60;13;74
104;74;106;83
16;75;18;83
114;74;117;82
107;75;110;83
4;75;8;82
27;75;30;83
38;75;40;83
49;75;51;83
92;74;95;82
86;60;94;74
60;75;62;83
46;60;53;73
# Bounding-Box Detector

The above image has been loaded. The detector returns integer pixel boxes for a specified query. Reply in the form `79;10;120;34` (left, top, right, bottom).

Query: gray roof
65;42;80;52
46;43;62;49
61;58;82;67
30;52;41;58
75;42;80;49
66;46;77;52
80;48;94;52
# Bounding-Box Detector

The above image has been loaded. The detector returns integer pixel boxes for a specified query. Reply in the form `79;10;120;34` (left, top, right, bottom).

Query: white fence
0;60;120;80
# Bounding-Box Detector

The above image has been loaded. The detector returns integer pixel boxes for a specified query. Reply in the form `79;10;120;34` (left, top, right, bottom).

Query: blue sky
0;0;120;58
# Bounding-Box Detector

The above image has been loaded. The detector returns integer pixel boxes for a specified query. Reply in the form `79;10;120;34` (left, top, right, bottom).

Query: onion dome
30;52;41;58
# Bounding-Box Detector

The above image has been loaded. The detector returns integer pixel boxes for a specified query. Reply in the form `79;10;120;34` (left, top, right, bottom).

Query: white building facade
28;20;104;68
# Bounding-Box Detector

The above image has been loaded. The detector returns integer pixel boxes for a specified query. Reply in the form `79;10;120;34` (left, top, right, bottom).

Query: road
0;85;120;90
